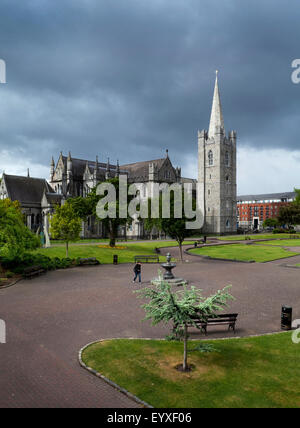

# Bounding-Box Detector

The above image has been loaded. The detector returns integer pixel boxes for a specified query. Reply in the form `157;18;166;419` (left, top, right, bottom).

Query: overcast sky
0;0;299;194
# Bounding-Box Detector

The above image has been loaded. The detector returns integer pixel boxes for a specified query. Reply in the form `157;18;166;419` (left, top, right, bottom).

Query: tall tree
262;218;278;229
144;190;198;261
68;177;133;247
0;199;40;260
278;204;300;229
50;203;82;257
136;281;233;372
277;189;300;229
293;188;300;205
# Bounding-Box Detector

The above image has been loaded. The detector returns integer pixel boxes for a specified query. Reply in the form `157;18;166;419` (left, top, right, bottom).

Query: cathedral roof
61;156;117;179
3;174;53;205
44;192;63;204
120;158;167;181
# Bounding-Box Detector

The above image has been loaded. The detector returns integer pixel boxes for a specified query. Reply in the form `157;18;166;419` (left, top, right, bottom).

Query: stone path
1;246;300;408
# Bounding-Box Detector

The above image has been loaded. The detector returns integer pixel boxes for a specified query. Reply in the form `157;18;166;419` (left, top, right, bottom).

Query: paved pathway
1;247;300;408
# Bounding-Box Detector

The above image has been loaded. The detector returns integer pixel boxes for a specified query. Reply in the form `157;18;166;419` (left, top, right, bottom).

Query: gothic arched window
208;150;213;166
226;219;230;228
225;151;230;167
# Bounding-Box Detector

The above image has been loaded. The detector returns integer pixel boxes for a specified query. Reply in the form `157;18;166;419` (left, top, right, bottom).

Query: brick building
237;191;296;230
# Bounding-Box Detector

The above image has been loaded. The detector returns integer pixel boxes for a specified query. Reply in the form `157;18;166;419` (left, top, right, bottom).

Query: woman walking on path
133;262;142;283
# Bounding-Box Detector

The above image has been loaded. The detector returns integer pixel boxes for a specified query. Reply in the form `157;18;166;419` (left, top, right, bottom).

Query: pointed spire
166;149;169;158
208;70;225;138
27;168;30;178
67;151;72;161
51;156;55;167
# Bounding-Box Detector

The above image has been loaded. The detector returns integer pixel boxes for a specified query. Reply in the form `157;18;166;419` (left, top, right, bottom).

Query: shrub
0;253;76;274
273;228;286;234
5;271;14;278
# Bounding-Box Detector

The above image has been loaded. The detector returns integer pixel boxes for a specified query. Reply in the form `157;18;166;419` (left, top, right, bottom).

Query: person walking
133;262;142;283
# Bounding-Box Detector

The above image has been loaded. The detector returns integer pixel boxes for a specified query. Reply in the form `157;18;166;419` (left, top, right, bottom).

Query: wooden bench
190;313;238;335
23;265;46;279
174;313;238;335
134;255;159;263
77;257;100;266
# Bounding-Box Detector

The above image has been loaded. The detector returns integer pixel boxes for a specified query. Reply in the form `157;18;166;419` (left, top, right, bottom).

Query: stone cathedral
0;73;237;237
198;72;237;234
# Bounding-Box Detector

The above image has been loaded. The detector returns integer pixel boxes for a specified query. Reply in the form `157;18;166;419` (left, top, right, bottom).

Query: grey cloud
0;0;300;179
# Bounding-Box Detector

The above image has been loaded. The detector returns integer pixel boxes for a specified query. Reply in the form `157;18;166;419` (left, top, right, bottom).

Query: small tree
136;280;233;372
50;203;82;257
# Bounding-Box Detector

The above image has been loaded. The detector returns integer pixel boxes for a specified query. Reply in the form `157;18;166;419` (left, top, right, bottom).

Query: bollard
113;255;118;265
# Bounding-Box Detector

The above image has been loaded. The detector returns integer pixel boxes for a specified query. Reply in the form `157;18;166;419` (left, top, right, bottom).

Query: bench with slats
174;313;238;335
23;265;46;279
189;313;238;335
134;255;159;263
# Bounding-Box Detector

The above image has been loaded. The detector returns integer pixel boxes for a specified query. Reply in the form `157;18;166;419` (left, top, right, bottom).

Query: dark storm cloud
0;0;299;175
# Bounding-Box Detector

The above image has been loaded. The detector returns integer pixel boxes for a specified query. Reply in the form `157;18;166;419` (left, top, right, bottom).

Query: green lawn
189;244;299;262
255;239;300;247
50;238;109;245
33;241;194;264
82;333;300;408
219;234;300;241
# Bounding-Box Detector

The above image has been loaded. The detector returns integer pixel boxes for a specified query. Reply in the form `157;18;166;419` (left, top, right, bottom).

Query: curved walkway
0;248;300;408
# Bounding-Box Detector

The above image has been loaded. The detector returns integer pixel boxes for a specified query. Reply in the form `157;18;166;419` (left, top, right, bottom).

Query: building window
208;189;211;196
208;150;213;166
226;219;230;228
225;151;230;167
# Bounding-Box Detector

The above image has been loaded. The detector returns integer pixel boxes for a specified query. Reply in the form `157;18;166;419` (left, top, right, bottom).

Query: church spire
208;70;225;138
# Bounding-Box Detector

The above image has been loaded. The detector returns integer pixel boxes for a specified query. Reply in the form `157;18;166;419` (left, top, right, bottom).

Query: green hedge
0;253;87;274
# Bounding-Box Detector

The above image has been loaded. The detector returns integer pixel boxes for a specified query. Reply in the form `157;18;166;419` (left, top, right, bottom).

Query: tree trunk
109;221;116;247
66;241;69;258
178;242;183;262
109;236;116;247
183;323;188;371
